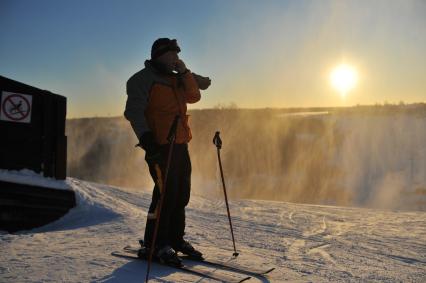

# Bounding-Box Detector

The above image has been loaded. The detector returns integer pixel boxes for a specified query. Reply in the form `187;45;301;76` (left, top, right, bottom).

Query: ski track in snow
1;178;425;282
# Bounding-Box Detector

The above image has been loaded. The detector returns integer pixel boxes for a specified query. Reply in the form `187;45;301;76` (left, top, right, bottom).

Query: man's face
155;50;179;73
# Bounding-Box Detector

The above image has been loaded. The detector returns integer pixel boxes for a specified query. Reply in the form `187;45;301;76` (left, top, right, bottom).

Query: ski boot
174;240;203;260
137;246;149;259
137;244;182;267
156;245;182;267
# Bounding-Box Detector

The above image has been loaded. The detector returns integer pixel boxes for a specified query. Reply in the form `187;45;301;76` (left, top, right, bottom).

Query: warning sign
0;91;33;123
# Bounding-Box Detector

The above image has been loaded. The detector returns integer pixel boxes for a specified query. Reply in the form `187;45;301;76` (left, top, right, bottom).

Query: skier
124;38;211;266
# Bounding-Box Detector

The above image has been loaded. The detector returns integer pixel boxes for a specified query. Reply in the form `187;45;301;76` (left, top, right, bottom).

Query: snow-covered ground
0;169;70;190
1;178;425;282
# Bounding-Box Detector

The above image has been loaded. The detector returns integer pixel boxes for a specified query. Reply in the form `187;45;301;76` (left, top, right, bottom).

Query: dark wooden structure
0;180;76;232
0;75;67;179
0;76;74;232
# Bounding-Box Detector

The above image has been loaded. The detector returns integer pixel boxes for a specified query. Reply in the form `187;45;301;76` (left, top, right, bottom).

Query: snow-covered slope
1;178;425;282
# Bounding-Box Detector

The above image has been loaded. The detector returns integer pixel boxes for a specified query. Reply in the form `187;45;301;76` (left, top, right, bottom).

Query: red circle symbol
2;94;31;121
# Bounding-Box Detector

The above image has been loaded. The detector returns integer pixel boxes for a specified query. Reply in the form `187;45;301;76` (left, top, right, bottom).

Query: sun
330;64;358;97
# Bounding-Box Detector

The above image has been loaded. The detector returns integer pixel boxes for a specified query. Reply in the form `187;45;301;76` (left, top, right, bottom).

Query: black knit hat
151;38;181;59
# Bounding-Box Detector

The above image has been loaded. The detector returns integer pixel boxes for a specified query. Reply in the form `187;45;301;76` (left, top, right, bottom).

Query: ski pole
146;115;180;283
213;131;239;257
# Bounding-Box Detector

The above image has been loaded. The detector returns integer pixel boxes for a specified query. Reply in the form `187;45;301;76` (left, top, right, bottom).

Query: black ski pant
144;143;191;249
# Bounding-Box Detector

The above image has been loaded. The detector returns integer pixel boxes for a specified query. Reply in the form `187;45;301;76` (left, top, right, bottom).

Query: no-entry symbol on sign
0;91;33;123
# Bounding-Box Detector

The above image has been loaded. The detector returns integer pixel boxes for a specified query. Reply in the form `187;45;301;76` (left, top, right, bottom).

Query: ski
111;251;251;283
124;246;275;278
182;255;275;277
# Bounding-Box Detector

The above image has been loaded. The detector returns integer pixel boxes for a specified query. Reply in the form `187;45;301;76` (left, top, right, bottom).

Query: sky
0;0;425;118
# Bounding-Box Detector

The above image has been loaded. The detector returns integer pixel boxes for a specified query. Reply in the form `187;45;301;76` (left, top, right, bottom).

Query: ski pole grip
167;115;180;143
213;131;222;149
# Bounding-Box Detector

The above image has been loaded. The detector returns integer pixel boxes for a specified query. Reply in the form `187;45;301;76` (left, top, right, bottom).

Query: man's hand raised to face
175;59;188;74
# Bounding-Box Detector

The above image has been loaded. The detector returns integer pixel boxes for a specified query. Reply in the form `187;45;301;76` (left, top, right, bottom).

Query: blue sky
1;0;425;117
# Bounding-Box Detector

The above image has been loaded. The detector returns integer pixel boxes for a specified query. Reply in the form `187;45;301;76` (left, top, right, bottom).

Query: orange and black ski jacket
124;60;201;144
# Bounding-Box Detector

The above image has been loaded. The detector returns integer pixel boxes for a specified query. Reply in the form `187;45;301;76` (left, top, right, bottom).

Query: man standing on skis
124;38;211;266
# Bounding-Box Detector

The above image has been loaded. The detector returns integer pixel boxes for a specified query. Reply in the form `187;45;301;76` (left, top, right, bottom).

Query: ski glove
137;131;162;164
